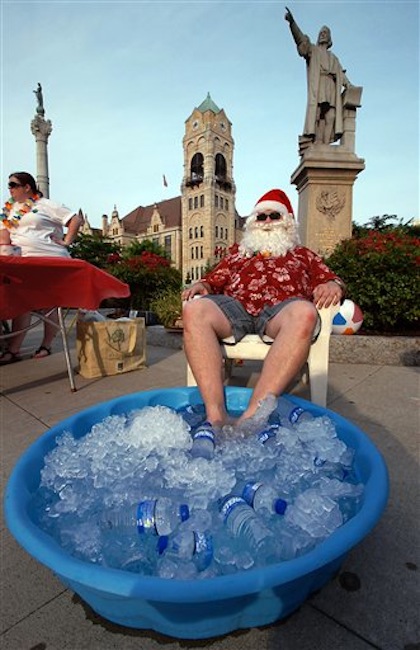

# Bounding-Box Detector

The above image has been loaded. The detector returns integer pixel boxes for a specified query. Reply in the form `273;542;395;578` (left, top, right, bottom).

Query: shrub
150;288;183;328
106;251;182;311
325;230;420;333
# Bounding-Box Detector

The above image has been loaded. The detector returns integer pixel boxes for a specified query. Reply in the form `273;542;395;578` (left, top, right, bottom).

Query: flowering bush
106;251;182;311
325;229;420;333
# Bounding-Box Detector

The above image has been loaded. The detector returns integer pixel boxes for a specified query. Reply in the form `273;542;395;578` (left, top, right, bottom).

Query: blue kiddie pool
5;387;389;639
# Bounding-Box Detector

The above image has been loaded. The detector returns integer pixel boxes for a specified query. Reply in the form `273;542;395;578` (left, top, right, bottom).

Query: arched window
200;226;204;237
189;228;192;239
190;153;204;181
194;227;198;238
215;153;227;180
215;225;219;237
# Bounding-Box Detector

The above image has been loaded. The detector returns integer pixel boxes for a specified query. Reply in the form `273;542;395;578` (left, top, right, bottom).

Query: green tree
123;239;170;260
70;233;121;268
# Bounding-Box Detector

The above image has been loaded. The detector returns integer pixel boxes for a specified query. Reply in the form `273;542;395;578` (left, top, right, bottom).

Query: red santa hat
250;189;294;218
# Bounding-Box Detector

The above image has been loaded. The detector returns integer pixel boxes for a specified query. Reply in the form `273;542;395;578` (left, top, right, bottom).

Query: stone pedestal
291;145;365;256
31;115;53;198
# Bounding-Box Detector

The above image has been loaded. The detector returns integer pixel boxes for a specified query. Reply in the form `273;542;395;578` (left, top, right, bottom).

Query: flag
163;174;168;187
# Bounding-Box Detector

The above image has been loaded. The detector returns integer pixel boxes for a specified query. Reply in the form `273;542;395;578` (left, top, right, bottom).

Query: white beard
238;213;300;257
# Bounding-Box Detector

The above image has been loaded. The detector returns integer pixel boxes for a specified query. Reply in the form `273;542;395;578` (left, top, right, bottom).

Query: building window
188;198;193;210
200;246;203;258
215;153;227;180
225;199;229;210
153;224;159;233
215;194;219;208
225;228;228;239
200;194;204;207
215;225;219;237
164;235;171;257
194;196;198;209
191;247;194;259
200;225;204;237
189;227;192;239
190;153;204;182
194;227;198;238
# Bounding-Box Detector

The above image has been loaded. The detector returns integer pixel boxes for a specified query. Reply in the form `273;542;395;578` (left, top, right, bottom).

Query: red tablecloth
0;256;130;320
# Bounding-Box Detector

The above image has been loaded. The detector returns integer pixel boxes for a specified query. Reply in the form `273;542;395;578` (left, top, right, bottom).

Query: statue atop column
31;83;52;198
285;6;362;150
33;82;45;117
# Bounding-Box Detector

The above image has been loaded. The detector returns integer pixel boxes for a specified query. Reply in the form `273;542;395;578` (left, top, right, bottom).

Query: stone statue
33;83;45;116
285;6;360;146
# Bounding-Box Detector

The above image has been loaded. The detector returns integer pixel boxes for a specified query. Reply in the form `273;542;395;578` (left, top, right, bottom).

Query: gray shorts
202;295;321;343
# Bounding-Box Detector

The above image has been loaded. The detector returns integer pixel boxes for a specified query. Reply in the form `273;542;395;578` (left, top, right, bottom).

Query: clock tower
181;93;236;283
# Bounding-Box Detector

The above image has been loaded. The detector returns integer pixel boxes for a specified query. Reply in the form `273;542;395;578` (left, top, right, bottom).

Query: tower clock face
192;120;199;130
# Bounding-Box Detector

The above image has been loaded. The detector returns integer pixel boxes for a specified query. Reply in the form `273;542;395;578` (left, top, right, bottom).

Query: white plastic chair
186;304;339;407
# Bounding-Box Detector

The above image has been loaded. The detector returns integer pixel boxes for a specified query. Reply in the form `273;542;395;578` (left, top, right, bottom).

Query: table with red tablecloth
0;256;130;390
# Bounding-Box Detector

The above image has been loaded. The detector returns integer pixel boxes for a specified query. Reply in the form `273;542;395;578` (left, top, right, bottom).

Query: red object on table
0;256;130;319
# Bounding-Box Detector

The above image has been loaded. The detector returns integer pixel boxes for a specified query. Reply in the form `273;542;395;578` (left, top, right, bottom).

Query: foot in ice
235;393;278;436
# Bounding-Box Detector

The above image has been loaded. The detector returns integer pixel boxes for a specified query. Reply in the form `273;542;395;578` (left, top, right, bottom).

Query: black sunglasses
8;182;23;189
256;212;282;222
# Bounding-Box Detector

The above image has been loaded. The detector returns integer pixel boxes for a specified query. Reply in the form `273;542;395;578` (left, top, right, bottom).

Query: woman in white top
0;171;83;365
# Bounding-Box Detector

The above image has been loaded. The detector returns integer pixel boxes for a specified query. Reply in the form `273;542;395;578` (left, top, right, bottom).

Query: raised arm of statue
284;7;311;57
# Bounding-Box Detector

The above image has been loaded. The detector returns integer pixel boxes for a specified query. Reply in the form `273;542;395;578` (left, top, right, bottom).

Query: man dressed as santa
182;188;345;432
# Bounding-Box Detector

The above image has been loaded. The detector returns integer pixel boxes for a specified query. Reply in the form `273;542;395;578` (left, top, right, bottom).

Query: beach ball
332;299;364;335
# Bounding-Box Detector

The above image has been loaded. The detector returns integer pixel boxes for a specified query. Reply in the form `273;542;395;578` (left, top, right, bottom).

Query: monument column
291;146;365;255
30;83;53;198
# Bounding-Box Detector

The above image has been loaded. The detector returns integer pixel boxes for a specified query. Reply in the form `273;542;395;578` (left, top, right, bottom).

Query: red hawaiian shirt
203;244;341;316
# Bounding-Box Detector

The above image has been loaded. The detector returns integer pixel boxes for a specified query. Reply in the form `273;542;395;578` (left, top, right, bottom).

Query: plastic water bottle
219;496;278;562
275;396;314;428
256;423;279;445
191;421;216;460
100;497;190;536
157;529;214;572
241;482;288;515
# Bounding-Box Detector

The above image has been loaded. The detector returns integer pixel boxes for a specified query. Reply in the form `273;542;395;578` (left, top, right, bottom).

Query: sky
1;0;419;228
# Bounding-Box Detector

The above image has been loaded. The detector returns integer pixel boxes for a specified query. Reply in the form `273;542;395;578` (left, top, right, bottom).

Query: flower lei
0;194;40;229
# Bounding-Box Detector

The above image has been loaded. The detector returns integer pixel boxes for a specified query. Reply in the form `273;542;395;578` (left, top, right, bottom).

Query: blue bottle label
289;406;305;424
220;496;245;522
136;499;157;534
257;425;277;444
193;429;215;444
194;531;213;570
242;482;263;507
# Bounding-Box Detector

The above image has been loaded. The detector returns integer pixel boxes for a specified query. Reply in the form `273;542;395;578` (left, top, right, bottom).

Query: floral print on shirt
203;244;341;316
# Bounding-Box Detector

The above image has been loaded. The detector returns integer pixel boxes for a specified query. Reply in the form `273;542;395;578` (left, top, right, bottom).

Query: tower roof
197;92;220;114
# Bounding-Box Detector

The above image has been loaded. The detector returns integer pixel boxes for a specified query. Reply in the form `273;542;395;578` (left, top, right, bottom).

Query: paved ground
1;318;419;650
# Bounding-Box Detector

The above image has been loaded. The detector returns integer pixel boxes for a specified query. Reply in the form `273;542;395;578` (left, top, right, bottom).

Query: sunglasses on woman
256;212;282;222
8;182;23;189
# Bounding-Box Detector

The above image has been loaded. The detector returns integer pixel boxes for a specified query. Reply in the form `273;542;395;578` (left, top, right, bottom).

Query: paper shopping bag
76;318;146;378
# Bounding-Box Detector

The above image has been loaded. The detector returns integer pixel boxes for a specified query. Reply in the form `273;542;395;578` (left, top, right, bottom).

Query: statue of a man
33;83;45;116
285;7;355;145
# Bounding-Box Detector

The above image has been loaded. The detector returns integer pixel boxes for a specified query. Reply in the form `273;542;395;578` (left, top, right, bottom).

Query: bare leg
6;312;32;355
183;299;233;426
40;308;59;349
239;301;318;420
